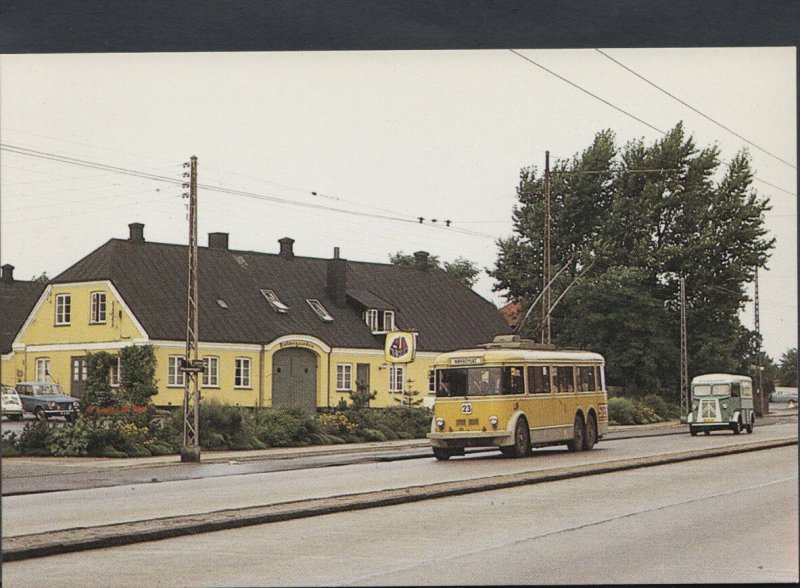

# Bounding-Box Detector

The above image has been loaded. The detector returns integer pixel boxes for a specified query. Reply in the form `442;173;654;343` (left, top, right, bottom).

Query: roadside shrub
641;394;680;420
255;408;319;447
1;432;21;457
15;422;57;456
609;396;663;425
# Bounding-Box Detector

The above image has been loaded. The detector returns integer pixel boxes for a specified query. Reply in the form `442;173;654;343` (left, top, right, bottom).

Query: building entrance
272;347;318;414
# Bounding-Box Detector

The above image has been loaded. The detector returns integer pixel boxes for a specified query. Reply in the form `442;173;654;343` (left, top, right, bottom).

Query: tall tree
778;348;798;387
492;123;774;397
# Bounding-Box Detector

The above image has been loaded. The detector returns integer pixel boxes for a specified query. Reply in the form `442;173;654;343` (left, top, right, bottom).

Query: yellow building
6;224;510;411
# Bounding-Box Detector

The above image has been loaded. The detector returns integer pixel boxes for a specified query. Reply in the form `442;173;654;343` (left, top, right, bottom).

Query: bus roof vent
478;335;556;350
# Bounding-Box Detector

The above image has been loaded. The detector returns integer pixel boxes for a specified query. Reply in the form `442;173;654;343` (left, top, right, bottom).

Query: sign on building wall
384;331;416;363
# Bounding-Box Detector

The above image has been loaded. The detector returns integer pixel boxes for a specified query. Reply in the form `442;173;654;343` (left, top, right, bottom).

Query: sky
0;48;796;360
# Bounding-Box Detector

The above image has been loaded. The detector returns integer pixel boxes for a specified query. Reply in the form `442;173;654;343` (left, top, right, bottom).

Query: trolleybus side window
503;366;525;395
577;366;595;392
527;365;551;394
554;366;575;393
437;366;524;397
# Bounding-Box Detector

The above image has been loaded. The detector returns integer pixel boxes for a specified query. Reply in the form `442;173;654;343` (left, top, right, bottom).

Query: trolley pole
680;276;689;421
181;155;201;462
542;150;551;345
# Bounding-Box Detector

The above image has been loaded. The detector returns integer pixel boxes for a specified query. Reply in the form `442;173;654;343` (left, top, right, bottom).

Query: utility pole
680;276;689;421
542;150;551;345
181;156;201;462
754;265;765;416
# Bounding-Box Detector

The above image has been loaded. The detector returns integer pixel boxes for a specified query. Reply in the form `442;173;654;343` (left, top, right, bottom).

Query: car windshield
693;383;730;397
33;384;63;396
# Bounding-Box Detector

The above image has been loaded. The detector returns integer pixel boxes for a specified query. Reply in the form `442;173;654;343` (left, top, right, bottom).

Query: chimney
413;250;430;270
208;232;229;250
326;247;347;307
278;237;295;260
1;264;14;283
128;222;145;242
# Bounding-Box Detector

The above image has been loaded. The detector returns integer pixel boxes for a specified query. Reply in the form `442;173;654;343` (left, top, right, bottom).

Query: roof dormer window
383;310;395;332
364;309;379;331
261;289;289;313
307;299;334;322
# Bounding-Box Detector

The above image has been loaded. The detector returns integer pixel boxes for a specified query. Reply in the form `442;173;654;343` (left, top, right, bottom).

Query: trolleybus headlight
436;418;445;429
489;416;499;427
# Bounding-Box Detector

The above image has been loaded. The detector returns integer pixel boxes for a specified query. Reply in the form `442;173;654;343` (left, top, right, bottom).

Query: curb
3;436;796;562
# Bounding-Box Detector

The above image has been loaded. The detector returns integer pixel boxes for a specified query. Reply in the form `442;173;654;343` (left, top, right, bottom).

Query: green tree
778;348;797;386
492;123;774;398
84;351;117;407
389;251;481;288
119;344;158;405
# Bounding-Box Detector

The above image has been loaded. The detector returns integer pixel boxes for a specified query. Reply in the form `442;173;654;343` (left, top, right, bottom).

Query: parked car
1;385;24;421
770;387;798;405
14;381;81;421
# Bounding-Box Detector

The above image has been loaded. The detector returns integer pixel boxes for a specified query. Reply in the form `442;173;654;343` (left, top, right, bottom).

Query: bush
16;422;57;456
641;394;680;420
255;408;319;447
609;396;667;425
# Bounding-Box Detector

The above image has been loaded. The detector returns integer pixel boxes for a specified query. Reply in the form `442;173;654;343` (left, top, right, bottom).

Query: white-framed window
307;299;334;322
364;309;379;331
336;363;353;391
428;369;436;393
55;294;71;325
389;365;405;393
382;310;395;331
91;291;107;324
109;357;121;388
203;356;220;387
168;356;185;387
260;289;289;313
235;357;252;388
36;358;51;382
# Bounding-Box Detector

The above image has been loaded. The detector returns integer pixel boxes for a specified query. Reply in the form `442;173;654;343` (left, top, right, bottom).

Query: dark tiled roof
53;238;511;352
0;279;46;354
346;289;395;310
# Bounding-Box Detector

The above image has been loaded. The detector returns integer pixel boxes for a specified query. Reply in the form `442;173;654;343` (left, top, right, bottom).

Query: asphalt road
2;444;796;586
3;410;796;496
2;422;796;539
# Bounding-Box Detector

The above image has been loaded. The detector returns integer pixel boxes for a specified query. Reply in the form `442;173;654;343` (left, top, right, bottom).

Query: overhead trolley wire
508;50;796;197
595;49;797;171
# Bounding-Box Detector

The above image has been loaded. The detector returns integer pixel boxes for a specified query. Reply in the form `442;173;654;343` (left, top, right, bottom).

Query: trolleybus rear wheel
567;414;585;452
583;413;597;450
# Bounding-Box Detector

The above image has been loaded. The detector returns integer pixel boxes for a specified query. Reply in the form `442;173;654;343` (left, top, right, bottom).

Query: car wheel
731;418;741;434
689;426;698;436
583;413;597;450
432;447;452;461
35;406;47;421
703;429;710;436
745;415;754;434
65;412;75;423
567;414;585;452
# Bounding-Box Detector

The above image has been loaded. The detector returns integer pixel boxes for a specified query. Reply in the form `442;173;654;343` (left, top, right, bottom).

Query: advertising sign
384;331;416;363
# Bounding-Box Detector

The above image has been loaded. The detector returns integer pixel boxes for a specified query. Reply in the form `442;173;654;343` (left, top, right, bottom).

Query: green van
687;373;755;436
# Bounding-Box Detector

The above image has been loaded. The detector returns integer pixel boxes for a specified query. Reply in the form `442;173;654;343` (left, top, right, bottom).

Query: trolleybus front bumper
427;430;513;449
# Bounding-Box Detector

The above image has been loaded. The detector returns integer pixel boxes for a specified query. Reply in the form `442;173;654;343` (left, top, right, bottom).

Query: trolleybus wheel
567;414;585;452
432;447;452;461
689;426;698;436
583;413;597;450
731;418;741;434
504;417;531;458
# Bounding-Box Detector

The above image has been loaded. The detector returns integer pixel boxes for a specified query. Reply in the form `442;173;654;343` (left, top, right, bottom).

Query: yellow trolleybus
428;335;608;460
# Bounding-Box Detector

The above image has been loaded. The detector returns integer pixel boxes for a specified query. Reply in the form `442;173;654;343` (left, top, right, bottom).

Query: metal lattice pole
680;276;689;420
181;156;201;462
754;266;765;416
542;150;551;345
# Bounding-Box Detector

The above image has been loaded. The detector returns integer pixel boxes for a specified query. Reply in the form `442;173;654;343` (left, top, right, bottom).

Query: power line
1;143;500;240
508;50;796;197
595;49;796;171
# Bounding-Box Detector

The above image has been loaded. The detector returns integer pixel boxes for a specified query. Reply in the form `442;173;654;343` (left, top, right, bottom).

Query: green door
272;348;318;414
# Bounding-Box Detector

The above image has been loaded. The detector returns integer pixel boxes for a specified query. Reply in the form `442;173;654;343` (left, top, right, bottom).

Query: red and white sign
384;331;416;363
